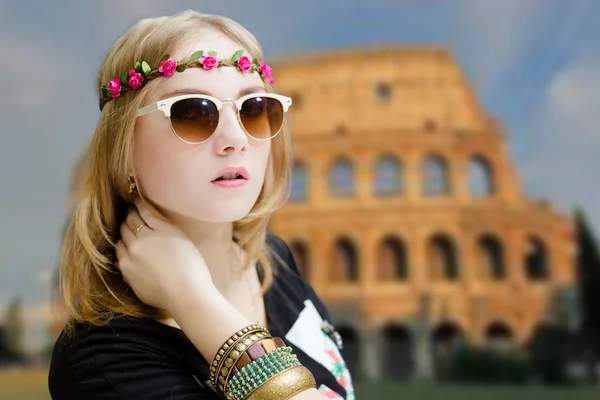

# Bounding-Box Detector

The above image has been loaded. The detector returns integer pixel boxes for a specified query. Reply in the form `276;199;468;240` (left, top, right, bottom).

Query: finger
126;207;151;236
134;197;166;229
120;220;136;248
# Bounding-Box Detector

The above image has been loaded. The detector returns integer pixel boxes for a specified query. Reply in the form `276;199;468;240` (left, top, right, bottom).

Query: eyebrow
159;85;266;100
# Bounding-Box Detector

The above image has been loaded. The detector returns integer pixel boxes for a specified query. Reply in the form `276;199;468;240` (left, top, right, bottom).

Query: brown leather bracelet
230;337;287;377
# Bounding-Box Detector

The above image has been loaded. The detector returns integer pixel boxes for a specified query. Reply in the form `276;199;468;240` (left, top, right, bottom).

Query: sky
0;0;599;347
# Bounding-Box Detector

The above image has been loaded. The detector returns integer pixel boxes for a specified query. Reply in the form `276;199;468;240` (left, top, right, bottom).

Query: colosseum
267;46;576;380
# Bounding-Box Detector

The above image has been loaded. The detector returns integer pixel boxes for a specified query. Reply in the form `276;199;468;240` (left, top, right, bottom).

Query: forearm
169;285;323;399
169;283;252;363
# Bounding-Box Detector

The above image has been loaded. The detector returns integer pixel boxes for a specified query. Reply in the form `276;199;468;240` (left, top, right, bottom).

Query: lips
211;166;249;182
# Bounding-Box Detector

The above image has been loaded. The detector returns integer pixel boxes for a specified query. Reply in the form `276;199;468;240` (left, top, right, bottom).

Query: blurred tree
4;296;25;361
439;343;530;384
529;323;574;385
574;208;600;381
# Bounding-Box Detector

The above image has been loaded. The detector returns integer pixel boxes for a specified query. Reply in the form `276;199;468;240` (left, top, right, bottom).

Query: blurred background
1;1;599;399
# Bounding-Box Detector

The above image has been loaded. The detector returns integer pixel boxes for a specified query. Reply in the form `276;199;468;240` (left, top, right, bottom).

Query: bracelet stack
210;324;316;400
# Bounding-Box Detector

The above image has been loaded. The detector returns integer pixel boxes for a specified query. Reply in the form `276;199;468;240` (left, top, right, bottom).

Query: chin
198;208;253;223
190;198;257;223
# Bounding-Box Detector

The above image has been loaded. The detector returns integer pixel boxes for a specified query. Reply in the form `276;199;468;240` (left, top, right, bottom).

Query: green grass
1;371;599;400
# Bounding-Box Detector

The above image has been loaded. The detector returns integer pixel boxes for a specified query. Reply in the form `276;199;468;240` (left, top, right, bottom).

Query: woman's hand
115;198;213;313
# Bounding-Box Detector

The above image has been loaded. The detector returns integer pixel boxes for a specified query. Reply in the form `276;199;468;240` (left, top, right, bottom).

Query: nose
212;101;248;155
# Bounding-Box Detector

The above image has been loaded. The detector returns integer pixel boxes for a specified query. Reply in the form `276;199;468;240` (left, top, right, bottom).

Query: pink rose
259;63;274;84
108;78;121;98
200;55;218;70
236;55;252;73
128;70;143;89
158;59;177;77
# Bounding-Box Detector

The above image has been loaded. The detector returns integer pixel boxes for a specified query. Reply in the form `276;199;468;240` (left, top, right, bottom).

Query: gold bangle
217;332;273;395
214;329;271;392
210;324;268;389
245;365;316;400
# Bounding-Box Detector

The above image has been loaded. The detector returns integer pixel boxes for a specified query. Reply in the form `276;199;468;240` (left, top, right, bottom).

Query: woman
48;10;355;400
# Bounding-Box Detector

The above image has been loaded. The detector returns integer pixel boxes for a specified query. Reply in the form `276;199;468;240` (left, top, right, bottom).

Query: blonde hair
68;143;90;207
60;10;292;333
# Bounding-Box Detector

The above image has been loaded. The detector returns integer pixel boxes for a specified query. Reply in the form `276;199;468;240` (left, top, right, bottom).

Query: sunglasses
137;93;292;144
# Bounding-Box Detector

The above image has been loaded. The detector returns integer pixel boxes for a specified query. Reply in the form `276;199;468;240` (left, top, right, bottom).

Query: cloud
455;0;548;91
522;50;600;230
452;0;597;100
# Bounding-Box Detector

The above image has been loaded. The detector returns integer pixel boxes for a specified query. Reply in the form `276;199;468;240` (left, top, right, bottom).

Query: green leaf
101;85;108;97
121;72;127;82
252;58;258;65
250;65;256;73
186;50;204;65
208;50;217;56
176;64;187;72
231;50;244;62
141;61;151;76
161;54;170;61
134;62;141;73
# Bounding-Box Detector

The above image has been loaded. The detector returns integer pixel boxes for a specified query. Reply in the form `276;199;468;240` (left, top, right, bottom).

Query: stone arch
477;234;506;280
289;239;310;279
427;234;459;281
373;154;403;196
331;237;359;282
432;321;464;358
424;119;438;132
423;154;450;196
376;235;409;281
374;81;392;102
336;325;360;378
335;124;348;136
469;155;495;197
290;160;308;201
485;321;514;351
329;157;355;197
525;236;550;280
382;324;413;380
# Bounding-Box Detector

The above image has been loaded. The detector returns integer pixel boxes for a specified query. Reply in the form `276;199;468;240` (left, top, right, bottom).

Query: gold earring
128;176;137;195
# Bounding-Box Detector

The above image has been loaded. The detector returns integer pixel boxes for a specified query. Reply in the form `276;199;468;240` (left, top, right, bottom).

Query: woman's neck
162;211;242;293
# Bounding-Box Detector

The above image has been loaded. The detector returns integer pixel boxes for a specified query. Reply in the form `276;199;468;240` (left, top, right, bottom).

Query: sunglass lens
169;98;219;143
239;96;284;139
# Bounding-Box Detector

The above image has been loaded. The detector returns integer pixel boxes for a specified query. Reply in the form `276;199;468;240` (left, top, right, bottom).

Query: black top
48;234;355;400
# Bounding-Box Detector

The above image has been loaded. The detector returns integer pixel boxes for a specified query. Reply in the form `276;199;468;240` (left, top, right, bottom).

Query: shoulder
49;318;218;399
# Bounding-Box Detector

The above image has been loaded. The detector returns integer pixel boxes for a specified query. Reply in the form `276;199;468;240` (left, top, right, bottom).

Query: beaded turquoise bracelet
225;346;299;400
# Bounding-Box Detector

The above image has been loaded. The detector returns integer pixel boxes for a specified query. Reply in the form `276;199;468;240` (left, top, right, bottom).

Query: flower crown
99;49;274;110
